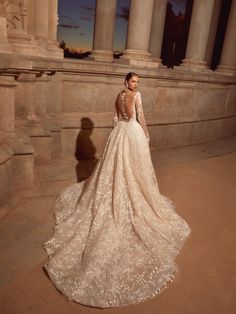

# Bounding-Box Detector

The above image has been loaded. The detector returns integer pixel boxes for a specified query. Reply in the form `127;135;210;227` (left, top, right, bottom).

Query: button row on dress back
121;91;137;121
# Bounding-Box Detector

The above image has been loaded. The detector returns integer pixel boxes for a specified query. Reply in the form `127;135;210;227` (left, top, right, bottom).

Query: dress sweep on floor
43;90;191;309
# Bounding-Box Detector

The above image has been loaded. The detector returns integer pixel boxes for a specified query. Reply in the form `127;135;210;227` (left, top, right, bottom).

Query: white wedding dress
43;90;191;308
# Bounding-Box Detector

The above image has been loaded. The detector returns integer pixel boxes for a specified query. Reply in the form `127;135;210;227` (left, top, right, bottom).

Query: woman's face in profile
126;76;139;91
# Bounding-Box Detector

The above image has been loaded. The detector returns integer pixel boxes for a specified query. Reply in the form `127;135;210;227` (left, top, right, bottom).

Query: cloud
60;15;74;22
116;6;129;21
80;4;95;16
80;16;91;21
59;23;80;29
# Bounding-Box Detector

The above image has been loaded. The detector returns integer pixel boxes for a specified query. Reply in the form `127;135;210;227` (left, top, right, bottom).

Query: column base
117;49;159;68
47;41;64;59
177;59;214;73
151;57;167;68
89;49;114;62
215;64;236;75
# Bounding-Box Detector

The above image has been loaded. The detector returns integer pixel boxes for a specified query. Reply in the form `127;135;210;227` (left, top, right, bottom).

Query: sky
57;0;187;52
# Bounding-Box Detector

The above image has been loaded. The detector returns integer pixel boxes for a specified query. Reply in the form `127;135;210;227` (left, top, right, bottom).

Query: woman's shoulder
134;91;141;100
117;90;126;98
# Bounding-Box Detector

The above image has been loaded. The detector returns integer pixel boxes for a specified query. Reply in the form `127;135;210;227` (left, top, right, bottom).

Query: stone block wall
0;56;236;208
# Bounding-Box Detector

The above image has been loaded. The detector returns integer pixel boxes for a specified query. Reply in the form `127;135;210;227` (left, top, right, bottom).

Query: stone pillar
120;0;155;66
181;0;215;69
90;0;117;62
34;0;49;56
0;9;12;53
217;0;236;74
149;0;168;63
4;0;36;56
47;0;63;58
27;0;35;35
205;0;221;66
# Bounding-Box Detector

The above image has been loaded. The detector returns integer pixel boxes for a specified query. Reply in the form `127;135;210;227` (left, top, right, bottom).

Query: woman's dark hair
125;72;138;82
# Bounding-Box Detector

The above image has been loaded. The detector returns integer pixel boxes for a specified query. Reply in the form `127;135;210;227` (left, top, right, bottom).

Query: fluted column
217;0;236;73
149;0;168;63
120;0;154;65
34;0;49;56
48;0;63;58
90;0;117;62
181;0;215;69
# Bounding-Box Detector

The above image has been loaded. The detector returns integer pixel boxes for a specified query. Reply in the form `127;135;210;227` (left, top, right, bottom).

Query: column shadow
74;117;98;182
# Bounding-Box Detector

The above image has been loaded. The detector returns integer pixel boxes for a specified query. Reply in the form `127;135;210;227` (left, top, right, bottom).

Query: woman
43;72;191;309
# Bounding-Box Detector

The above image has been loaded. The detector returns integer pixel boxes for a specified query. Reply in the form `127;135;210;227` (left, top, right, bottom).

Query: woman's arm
112;95;119;128
135;92;150;142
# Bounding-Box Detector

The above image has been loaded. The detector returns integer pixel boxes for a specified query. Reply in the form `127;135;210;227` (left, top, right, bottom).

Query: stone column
217;0;236;74
0;9;12;53
90;0;117;62
205;0;221;65
34;0;49;56
48;0;63;58
149;0;168;63
120;0;155;66
181;0;215;69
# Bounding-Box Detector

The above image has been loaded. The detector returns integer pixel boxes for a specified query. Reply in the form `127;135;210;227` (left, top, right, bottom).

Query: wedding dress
43;90;191;308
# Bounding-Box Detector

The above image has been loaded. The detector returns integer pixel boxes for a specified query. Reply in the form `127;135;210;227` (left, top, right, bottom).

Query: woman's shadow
74;117;98;182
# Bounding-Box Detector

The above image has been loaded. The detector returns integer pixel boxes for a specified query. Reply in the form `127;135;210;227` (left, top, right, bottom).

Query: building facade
0;0;236;207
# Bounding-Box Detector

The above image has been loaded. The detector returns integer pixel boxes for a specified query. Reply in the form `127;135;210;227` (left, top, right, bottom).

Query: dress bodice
113;90;150;142
119;90;137;122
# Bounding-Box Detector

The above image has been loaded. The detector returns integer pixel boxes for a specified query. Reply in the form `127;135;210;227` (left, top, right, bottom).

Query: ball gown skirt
43;117;191;309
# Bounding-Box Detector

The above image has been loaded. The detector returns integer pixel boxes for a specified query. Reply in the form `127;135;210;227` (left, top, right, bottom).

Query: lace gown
43;90;191;309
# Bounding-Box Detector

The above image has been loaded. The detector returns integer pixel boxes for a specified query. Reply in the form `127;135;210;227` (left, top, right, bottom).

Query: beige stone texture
0;77;16;133
0;145;13;206
149;0;168;62
226;88;236;114
51;131;61;159
0;16;13;53
205;0;222;65
46;73;62;114
90;0;117;62
181;0;215;68
12;154;35;191
217;0;236;73
61;127;111;159
120;0;154;64
30;136;52;163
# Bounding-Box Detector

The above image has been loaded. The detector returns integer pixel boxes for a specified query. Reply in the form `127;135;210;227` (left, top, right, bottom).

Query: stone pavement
0;136;236;314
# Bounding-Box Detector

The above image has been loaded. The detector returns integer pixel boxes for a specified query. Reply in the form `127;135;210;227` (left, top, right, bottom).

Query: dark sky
57;0;187;52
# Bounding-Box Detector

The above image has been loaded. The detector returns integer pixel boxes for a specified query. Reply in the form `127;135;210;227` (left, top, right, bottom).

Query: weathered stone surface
0;51;236;209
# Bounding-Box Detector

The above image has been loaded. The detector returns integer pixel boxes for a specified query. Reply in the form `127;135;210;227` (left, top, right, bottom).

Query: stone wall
0;55;236;207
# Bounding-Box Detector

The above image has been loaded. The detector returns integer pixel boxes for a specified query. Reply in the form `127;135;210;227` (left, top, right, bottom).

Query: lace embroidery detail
113;107;119;128
135;92;150;142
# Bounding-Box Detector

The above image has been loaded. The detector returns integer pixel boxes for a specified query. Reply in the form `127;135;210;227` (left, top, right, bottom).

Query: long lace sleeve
113;95;119;128
135;92;150;142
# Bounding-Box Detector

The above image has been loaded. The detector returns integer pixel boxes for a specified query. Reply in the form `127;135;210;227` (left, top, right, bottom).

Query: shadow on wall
75;117;98;182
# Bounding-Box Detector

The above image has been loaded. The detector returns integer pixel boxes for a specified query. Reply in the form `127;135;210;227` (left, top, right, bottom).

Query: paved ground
0;136;236;314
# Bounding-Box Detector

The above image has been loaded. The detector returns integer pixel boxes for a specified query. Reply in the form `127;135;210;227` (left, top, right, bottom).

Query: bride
43;72;191;309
